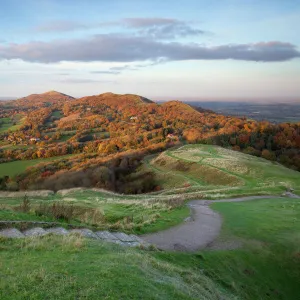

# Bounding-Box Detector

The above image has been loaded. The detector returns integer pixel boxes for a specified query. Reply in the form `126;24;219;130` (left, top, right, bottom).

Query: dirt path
142;195;285;251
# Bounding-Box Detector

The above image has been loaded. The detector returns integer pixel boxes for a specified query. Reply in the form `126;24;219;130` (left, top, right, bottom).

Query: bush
6;181;19;191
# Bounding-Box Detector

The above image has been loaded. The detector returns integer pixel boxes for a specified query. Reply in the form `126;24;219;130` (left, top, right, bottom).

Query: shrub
15;195;31;213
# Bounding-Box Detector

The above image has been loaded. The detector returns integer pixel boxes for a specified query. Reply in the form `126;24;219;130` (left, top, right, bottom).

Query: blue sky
0;0;299;100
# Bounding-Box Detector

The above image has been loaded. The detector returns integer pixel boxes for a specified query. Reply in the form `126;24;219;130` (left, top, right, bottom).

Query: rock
0;227;149;249
122;241;141;247
111;240;127;246
23;227;47;237
283;192;300;198
95;231;119;240
69;228;97;239
45;227;69;235
128;234;144;243
0;228;24;238
112;232;135;242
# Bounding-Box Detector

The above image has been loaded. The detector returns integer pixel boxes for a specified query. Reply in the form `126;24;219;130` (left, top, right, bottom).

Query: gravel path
142;195;292;252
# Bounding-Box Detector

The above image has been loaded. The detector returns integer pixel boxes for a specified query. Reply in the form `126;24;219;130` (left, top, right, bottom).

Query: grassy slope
1;197;300;299
0;192;190;234
199;197;300;300
0;235;231;300
146;144;300;198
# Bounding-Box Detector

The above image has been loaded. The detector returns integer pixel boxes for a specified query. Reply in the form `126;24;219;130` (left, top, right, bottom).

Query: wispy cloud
109;65;137;71
58;78;116;84
90;70;121;75
124;18;207;39
35;20;89;32
34;17;206;39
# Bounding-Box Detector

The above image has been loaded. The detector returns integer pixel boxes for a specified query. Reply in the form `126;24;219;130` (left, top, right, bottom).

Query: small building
167;134;177;140
130;116;138;120
30;137;41;142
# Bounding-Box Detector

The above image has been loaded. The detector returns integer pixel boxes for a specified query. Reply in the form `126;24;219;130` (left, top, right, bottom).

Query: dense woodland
0;91;299;192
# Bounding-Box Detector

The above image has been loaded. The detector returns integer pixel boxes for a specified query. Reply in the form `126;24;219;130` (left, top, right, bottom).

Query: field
0;155;76;178
0;116;25;133
144;144;300;198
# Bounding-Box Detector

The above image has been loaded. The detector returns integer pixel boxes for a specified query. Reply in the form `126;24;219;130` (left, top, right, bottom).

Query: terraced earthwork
146;144;300;198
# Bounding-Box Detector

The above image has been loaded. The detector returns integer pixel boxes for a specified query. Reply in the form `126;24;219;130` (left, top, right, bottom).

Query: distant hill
77;92;154;110
15;91;75;107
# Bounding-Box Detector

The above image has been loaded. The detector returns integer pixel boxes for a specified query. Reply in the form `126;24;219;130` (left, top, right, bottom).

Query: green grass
0;209;55;222
0;235;231;300
51;110;63;118
197;197;300;300
0;144;32;150
0;192;190;234
2;197;300;299
0;116;25;133
0;155;75;177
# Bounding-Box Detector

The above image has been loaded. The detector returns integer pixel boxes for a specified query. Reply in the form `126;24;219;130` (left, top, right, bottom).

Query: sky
0;0;299;101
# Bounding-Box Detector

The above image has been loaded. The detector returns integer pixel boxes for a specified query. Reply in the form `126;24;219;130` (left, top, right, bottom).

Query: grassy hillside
1;197;300;299
199;197;300;299
145;144;300;198
0;235;232;300
0;189;190;234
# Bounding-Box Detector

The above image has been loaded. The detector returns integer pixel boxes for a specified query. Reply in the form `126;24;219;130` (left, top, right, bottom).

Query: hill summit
16;91;75;107
77;92;154;110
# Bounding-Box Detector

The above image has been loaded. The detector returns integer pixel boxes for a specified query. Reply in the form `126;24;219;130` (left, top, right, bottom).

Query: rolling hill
15;91;75;107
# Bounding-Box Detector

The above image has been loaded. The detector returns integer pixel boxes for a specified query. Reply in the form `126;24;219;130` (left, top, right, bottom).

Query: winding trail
142;195;292;252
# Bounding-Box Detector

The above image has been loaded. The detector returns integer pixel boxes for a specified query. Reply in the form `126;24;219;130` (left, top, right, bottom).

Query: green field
0;116;25;133
0;155;75;178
